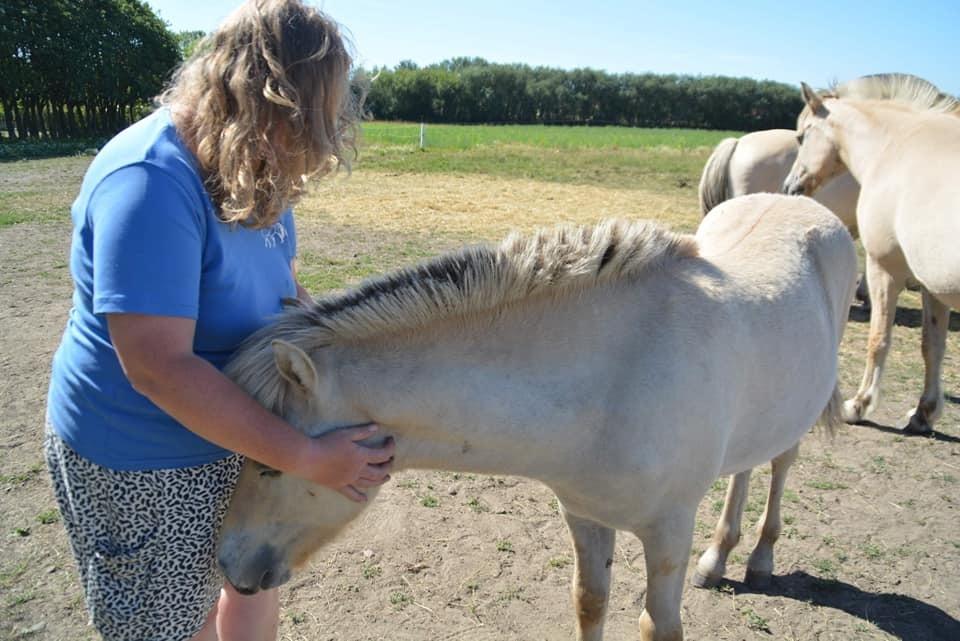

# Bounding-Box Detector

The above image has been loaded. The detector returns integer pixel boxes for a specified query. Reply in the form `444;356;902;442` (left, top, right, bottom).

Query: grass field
1;125;958;641
354;122;737;191
360;122;740;150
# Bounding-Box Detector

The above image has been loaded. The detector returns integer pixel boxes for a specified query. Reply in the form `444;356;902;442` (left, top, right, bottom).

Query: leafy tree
365;59;803;131
0;0;180;140
176;29;207;59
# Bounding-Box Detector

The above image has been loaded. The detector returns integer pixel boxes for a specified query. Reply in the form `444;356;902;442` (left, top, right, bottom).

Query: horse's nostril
259;569;274;590
233;583;259;596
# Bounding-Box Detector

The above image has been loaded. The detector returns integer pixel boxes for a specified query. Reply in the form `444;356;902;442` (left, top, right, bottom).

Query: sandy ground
1;169;958;641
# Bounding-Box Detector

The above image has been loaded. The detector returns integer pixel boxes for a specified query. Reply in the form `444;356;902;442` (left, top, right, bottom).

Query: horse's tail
817;384;844;436
698;137;739;217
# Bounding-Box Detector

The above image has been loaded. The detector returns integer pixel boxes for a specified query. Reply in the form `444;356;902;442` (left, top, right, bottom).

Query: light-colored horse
218;194;856;641
784;75;960;434
699;130;868;308
699;129;859;231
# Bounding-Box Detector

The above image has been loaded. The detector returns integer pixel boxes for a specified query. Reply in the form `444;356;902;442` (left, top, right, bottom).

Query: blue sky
146;0;959;95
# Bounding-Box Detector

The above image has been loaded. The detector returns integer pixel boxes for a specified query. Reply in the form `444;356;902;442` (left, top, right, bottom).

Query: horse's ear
272;339;318;395
800;82;826;114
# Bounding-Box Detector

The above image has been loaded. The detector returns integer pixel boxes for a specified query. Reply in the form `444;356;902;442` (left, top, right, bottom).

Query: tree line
0;0;180;140
366;58;804;131
2;0;805;143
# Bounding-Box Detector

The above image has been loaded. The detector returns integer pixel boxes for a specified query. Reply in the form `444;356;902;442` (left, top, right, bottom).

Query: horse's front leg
561;505;616;641
843;254;905;422
636;507;696;641
745;442;799;587
904;289;950;434
691;469;751;589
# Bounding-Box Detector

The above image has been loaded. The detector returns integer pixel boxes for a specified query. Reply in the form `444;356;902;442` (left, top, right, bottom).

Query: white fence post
419;122;425;150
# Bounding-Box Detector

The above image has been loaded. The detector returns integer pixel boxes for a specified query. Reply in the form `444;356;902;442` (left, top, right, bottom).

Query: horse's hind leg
904;289;949;434
561;506;616;641
744;442;800;588
636;507;696;641
843;255;905;422
691;470;751;589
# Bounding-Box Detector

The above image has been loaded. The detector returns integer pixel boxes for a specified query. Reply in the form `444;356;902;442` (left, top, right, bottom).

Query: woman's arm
107;313;392;501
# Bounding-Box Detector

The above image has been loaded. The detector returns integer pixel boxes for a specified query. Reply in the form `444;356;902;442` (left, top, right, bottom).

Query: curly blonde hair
159;0;361;228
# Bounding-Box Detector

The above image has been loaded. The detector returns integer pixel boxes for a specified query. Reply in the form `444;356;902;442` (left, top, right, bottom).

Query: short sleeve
89;163;206;318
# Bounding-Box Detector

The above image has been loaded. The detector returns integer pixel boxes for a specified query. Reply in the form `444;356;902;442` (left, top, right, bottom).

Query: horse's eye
255;463;282;478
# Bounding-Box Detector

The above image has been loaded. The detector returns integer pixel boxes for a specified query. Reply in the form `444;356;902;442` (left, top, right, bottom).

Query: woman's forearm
131;352;309;472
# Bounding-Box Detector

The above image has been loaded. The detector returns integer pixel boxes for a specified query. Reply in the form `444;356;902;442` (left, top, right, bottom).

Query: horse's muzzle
782;178;806;197
218;543;290;594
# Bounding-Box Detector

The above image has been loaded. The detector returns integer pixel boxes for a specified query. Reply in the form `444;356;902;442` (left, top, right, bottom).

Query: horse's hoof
691;569;723;589
744;568;772;590
841;398;865;424
903;413;934;436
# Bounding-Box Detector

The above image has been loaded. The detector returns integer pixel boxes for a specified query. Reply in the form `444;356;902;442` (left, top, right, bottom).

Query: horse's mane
827;73;959;115
226;219;697;408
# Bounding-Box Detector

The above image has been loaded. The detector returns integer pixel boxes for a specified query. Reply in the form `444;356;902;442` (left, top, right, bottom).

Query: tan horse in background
699;130;867;307
784;76;960;434
218;194;856;641
699;129;859;230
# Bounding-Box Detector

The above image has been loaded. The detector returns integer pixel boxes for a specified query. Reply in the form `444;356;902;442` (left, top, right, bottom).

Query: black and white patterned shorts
44;429;243;641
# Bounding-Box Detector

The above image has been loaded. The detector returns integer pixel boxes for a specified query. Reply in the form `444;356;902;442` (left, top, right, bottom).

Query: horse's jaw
218;471;376;593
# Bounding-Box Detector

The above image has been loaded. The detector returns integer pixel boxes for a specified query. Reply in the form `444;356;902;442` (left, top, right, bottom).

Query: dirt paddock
1;163;957;641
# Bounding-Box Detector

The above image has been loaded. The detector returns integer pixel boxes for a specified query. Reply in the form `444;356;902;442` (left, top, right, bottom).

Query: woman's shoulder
78;109;211;217
85;109;205;196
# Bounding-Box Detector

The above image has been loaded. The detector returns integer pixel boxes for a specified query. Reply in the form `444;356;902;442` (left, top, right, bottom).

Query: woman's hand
298;424;395;502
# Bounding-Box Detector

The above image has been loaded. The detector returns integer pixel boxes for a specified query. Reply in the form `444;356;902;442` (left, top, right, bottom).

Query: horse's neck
333;323;572;478
833;103;904;185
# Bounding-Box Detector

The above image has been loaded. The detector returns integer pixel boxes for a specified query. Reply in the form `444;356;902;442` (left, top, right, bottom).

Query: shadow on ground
848;419;960;443
721;571;960;641
848;305;960;331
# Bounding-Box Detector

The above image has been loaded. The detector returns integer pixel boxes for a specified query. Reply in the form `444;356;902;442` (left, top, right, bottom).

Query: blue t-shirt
47;108;298;470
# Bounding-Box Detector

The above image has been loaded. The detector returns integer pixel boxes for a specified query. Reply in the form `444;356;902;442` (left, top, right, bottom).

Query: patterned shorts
44;429;243;641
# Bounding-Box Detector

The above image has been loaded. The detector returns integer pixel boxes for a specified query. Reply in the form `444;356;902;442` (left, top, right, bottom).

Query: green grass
361;122;739;151
356;142;710;192
805;480;849;491
0;463;44;487
548;556;571;569
297;242;438;293
353;122;732;192
0;139;104;162
389;591;411;609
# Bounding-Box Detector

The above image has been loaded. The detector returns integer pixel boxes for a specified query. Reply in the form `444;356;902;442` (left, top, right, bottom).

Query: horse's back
696;193;857;361
727;129;798;196
698;193;852;269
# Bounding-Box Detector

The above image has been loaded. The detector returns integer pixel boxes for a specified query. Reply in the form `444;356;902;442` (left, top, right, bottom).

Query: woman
44;2;394;640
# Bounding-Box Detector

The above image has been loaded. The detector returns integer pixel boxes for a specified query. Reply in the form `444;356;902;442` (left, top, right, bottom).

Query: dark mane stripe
225;219;697;409
312;245;498;318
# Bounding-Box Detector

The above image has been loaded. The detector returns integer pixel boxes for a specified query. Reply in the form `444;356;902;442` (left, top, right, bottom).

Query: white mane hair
829;73;960;114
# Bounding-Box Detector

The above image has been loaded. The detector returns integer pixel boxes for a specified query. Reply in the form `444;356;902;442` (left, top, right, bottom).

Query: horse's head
218;339;379;594
783;82;846;197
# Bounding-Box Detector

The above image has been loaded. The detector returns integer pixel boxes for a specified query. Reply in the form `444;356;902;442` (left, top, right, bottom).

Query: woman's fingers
337;484;367;503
